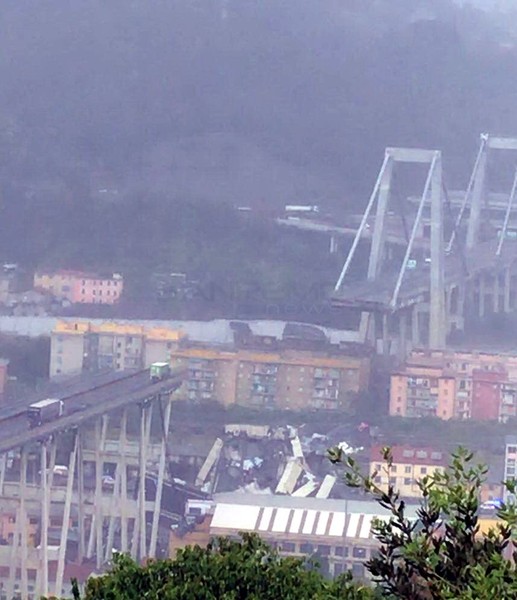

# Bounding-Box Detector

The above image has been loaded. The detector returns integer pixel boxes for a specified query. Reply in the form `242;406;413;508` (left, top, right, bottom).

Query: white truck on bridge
27;398;64;429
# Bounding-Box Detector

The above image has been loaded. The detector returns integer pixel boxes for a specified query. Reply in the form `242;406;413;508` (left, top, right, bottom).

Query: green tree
66;533;374;600
328;445;517;599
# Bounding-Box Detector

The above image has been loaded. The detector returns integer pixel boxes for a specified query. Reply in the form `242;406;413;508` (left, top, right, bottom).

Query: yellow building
369;445;446;498
50;320;184;377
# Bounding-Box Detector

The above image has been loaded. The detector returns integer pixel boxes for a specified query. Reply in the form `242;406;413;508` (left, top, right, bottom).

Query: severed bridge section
332;135;517;356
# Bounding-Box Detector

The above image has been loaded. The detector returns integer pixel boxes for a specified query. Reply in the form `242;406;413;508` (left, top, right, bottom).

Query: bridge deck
0;369;184;454
332;239;517;311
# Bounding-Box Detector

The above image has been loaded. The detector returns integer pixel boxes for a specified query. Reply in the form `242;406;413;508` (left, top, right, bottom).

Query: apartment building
390;349;517;421
169;335;371;411
50;320;184;377
34;270;123;304
369;445;446;498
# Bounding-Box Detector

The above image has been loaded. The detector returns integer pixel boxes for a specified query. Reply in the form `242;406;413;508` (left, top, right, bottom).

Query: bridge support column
458;284;466;330
479;274;486;318
132;402;153;561
77;430;85;563
412;307;421;348
382;313;390;356
7;500;21;600
20;447;28;600
504;268;512;313
150;395;173;557
55;432;78;597
40;442;50;599
398;312;408;360
0;453;6;496
466;141;488;251
429;154;445;349
494;273;501;313
96;416;109;569
120;410;129;554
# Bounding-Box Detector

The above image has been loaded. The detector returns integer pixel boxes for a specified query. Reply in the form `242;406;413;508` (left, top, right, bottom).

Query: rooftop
53;320;185;341
213;492;420;517
210;493;420;540
370;445;447;466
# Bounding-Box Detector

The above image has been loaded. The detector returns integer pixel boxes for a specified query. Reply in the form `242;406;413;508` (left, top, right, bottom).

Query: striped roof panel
210;503;391;539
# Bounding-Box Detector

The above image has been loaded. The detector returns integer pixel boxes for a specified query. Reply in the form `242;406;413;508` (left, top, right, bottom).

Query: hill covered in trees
0;0;516;315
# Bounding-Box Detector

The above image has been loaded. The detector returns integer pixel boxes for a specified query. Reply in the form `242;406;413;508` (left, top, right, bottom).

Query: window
300;543;313;553
281;542;296;552
352;547;366;559
317;544;330;556
404;466;411;474
404;478;411;485
81;288;85;295
334;546;348;557
420;467;427;475
389;477;396;485
92;290;96;295
508;446;517;454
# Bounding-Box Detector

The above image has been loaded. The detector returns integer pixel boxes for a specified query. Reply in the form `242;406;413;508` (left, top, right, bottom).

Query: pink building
71;273;123;304
34;270;123;304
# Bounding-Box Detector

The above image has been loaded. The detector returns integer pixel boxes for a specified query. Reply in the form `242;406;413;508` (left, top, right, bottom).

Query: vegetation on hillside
1;1;517;318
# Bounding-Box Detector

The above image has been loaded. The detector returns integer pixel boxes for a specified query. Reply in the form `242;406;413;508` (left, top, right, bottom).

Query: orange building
170;338;371;411
390;349;517;421
34;270;123;304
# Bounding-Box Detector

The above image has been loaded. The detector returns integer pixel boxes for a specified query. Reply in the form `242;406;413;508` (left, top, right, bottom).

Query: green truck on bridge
150;362;171;382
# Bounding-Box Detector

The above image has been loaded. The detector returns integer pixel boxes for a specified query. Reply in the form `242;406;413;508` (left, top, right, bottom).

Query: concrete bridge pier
329;234;338;254
504;267;512;313
478;273;486;318
412;306;422;349
445;283;465;334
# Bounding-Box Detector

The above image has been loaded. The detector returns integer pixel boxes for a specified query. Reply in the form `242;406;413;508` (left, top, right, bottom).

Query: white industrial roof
213;492;420;518
210;502;394;540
